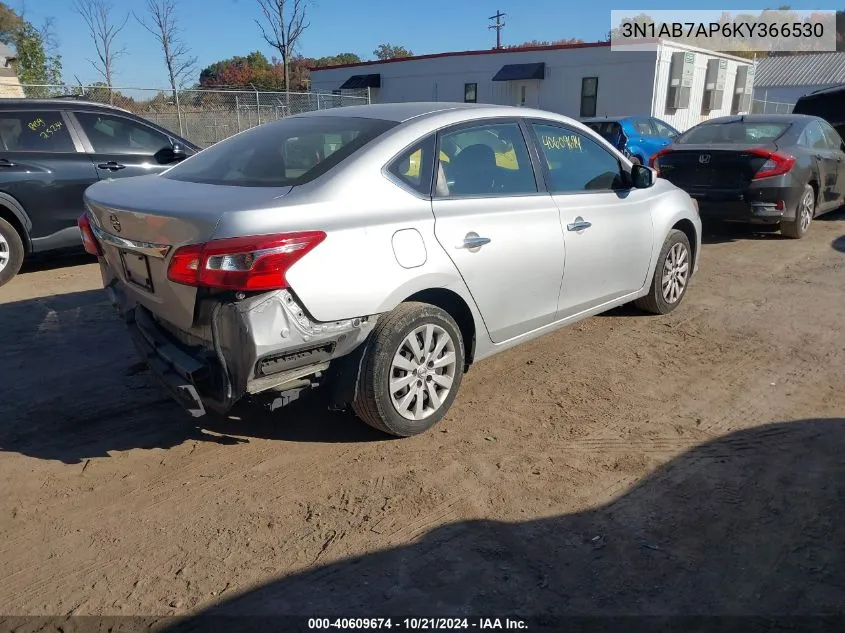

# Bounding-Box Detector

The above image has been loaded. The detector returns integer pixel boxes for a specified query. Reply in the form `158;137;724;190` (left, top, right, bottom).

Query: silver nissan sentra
79;102;702;437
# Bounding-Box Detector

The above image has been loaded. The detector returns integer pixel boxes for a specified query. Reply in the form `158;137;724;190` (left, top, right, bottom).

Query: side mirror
155;143;187;164
631;163;655;188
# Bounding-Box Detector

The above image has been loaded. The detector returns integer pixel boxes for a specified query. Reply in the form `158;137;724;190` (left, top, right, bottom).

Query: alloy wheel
799;189;814;233
389;323;457;421
661;242;689;304
0;231;9;273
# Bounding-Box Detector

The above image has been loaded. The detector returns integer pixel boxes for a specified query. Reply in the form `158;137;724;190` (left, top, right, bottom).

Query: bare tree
134;0;197;97
255;0;310;93
73;0;129;100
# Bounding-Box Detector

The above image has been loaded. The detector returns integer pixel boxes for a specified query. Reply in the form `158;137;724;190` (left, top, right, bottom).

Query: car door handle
567;219;592;231
0;158;15;167
460;234;491;249
97;161;126;171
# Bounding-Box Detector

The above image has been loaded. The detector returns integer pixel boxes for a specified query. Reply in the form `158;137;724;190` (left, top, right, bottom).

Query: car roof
801;83;845;98
0;98;133;114
699;113;817;125
291;101;528;122
580;116;633;123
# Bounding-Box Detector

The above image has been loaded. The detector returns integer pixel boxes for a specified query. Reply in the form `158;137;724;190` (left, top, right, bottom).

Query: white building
752;52;845;114
311;40;755;132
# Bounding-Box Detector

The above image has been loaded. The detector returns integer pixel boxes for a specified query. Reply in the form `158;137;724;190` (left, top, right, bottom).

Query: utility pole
489;10;506;49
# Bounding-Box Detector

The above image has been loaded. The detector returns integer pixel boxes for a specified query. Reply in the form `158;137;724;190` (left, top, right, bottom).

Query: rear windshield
584;121;621;138
162;116;398;187
677;121;790;145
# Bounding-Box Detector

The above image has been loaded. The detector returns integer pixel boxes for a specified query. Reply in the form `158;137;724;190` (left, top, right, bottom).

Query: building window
464;83;477;103
332;89;341;96
580;77;598;117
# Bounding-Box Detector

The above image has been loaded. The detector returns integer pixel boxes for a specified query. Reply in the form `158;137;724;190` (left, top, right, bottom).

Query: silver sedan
80;102;702;437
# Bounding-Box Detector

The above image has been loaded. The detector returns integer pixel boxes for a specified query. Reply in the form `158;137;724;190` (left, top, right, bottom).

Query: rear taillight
167;231;326;291
747;148;795;180
77;214;103;256
650;148;671;173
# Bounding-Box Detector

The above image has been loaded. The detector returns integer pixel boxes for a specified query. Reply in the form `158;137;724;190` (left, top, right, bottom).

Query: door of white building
512;80;540;108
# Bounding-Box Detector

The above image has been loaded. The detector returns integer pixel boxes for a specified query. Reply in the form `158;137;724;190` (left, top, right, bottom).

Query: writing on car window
541;134;583;152
27;117;64;140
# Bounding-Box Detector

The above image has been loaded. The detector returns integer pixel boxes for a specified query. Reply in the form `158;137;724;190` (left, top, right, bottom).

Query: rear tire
635;229;692;315
352;302;465;437
0;216;24;287
781;184;814;239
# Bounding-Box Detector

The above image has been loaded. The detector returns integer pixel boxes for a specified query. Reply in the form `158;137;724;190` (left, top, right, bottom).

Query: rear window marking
28;117;64;140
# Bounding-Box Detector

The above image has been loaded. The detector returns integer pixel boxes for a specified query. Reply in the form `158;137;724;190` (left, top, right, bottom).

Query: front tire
352;302;465;437
0;217;24;287
780;184;814;239
635;229;692;315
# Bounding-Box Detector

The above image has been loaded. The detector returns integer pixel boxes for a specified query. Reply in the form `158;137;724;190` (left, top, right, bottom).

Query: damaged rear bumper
102;269;376;418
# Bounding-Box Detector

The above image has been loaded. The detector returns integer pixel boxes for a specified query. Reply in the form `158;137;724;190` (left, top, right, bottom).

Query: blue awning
339;74;381;89
492;62;545;81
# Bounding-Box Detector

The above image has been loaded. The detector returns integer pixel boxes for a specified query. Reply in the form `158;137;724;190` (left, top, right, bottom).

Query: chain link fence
751;98;795;114
21;84;371;148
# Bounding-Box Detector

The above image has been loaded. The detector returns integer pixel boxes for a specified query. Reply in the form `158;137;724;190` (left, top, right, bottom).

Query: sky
23;0;845;89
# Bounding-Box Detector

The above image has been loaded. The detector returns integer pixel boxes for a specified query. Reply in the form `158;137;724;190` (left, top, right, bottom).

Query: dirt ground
1;214;844;621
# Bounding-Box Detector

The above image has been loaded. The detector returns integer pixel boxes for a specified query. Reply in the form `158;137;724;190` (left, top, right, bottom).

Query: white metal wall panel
311;47;657;118
653;42;756;132
310;43;754;128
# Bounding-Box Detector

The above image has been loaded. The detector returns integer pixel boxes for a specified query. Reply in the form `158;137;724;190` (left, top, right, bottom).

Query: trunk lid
654;143;777;191
84;174;293;330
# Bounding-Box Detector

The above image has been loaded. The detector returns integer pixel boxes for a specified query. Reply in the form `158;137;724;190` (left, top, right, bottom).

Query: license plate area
119;249;154;292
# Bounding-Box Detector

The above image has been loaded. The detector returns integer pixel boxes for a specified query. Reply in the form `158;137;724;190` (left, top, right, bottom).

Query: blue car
582;116;680;166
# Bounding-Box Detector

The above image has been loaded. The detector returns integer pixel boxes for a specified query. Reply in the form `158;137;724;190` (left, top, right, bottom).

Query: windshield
677;121;790;145
162;116;398;187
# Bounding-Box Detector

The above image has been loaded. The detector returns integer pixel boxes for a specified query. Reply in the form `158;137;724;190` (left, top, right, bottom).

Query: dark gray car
650;114;845;239
0;98;197;286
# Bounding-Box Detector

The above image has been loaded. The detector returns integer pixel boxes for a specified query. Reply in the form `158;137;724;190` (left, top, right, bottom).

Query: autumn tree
314;52;361;67
14;21;62;93
0;2;63;95
198;51;284;90
373;43;413;60
506;38;583;49
255;0;310;92
74;0;129;101
135;0;196;99
0;1;20;44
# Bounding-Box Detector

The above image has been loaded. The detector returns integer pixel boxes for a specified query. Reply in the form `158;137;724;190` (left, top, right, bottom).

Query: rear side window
678;122;790;144
0;111;75;152
632;119;654;136
799;121;829;149
436;122;537;197
163;116;397;187
75;111;172;154
387;134;435;196
652;118;678;138
818;120;844;150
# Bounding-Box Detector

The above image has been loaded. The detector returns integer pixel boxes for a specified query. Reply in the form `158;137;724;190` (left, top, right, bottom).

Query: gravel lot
1;214;844;620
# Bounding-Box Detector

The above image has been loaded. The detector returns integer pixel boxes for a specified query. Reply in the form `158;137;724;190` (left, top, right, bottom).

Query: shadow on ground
143;417;844;630
700;221;783;245
18;250;96;274
0;290;386;464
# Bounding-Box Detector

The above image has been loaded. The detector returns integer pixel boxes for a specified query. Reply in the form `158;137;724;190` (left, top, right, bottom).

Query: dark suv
0;98;198;286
